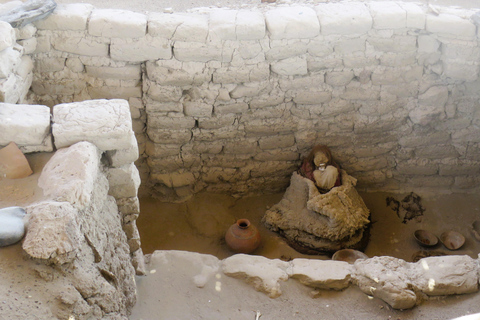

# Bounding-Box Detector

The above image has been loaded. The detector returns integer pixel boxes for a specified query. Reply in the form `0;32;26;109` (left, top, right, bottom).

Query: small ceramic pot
225;219;261;254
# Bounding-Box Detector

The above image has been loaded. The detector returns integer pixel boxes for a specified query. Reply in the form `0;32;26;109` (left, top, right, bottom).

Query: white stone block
334;38;365;54
148;112;195;129
236;10;265;40
0;103;51;147
409;105;444;126
52;99;135;150
173;41;232;62
209;9;237;41
266;40;308;61
151;171;195;188
183;101;213;118
51;35;109;57
418;35;440;53
271;56;308;76
86;65;141;80
426;14;476;40
38;141;101;209
146;60;210;86
35;57;65;73
105;134;139;167
289;259;352;290
145;83;183;103
0;47;21;78
316;3;372;35
88;9;147;38
0;74;17;103
292;90;331;105
169;14;208;42
419;86;448;107
410;256;478;296
111;35;172;62
222;254;289;298
34;3;93;31
148;13;182;38
107;163;141;198
369;2;406;29
443;62;479;81
265;6;320;40
0;21;15;52
148;13;208;42
15;24;36;40
23;201;82;264
17;38;36;54
326;70;355;86
399;2;425;29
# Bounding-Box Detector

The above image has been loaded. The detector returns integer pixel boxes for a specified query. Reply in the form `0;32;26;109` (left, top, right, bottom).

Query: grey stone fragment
0;206;25;246
0;0;56;28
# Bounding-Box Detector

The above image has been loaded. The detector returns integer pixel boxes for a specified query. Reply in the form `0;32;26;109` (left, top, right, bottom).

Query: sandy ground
2;152;480;319
133;191;480;320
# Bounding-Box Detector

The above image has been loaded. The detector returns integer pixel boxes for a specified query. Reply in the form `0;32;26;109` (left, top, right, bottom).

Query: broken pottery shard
0;0;57;28
0;206;26;246
23;201;82;264
289;258;352;290
0;141;33;179
353;256;417;310
222;254;289;298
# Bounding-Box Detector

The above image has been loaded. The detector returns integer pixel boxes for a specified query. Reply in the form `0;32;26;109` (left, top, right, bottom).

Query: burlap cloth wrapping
262;170;370;254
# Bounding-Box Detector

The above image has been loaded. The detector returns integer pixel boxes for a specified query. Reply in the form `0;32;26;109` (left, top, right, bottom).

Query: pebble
0;206;26;247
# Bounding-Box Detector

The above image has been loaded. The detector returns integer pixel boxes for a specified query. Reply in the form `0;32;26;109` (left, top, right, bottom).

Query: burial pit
1;0;480;319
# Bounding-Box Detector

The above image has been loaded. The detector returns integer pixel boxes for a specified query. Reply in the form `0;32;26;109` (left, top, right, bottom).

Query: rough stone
52;99;135;150
0;103;51;148
107;163;141;198
369;1;406;29
34;3;93;30
353;256;417;310
316;3;372;35
88;9;147;38
0;21;15;52
23;201;82;264
289;259;352;290
236;10;265;40
426;14;476;39
222;254;289;298
111;36;172;62
265;6;319;40
0;206;26;246
38;142;101;210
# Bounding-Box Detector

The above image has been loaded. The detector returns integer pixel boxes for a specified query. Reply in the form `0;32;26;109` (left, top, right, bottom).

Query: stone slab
38;141;101;210
52;99;135;151
0;103;51;148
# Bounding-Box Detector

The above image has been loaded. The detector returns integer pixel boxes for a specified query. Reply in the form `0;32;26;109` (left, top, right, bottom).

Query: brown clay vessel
332;249;368;264
440;230;465;250
225;219;261;254
414;229;438;247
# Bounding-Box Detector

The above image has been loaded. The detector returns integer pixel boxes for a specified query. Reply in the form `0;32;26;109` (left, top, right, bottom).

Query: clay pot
414;229;439;247
440;230;465;250
225;219;261;254
332;249;368;264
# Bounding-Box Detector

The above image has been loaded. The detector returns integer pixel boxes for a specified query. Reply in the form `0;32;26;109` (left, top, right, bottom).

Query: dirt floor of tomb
137;191;480;263
135;190;480;320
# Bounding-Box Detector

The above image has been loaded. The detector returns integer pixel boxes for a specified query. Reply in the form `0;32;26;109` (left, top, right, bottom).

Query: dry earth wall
2;1;480;200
